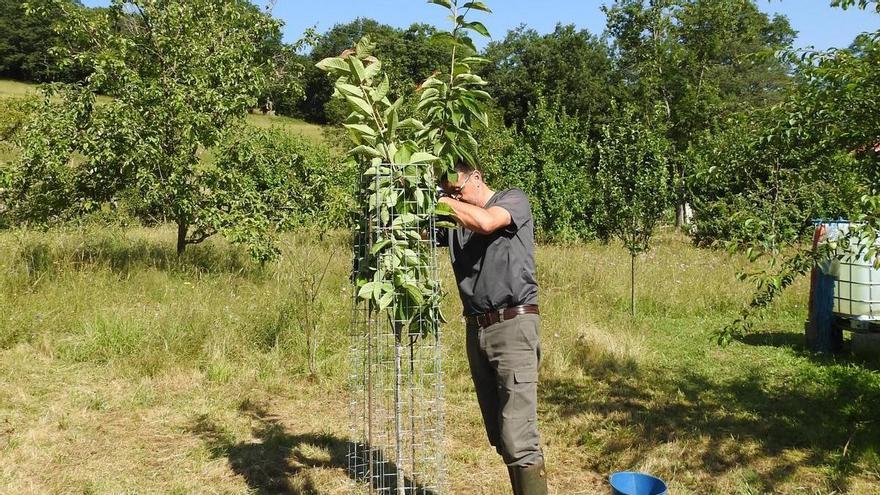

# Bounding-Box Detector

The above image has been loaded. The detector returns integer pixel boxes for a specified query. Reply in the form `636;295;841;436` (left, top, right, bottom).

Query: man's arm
438;196;511;235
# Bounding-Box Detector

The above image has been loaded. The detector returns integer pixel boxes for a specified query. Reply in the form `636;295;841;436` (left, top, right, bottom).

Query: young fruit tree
597;106;671;317
316;1;492;491
12;0;303;260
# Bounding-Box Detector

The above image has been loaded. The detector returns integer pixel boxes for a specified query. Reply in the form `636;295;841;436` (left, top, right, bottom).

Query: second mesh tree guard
349;162;446;494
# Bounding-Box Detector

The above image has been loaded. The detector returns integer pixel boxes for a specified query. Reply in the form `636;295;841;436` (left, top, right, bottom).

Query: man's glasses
449;172;474;197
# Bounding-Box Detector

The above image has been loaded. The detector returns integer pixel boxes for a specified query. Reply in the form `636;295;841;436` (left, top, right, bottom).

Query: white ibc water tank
823;221;880;320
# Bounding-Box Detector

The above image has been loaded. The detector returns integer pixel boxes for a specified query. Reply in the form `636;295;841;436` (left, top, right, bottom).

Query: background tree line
0;0;876;261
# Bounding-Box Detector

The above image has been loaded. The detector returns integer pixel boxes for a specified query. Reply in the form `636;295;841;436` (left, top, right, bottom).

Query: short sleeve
492;189;532;233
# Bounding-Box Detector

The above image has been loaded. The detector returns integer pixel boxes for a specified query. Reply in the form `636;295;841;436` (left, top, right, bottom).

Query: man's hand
439;196;512;235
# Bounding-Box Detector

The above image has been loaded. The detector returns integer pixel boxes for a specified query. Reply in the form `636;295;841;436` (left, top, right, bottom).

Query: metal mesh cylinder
348;163;445;494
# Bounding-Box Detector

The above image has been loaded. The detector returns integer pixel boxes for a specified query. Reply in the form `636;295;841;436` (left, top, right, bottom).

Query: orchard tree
481;23;617;130
14;0;301;258
604;0;796;228
716;0;879;342
314;0;493;337
597;105;671;317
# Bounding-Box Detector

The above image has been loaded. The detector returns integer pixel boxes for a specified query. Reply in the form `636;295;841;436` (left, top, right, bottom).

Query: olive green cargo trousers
465;313;544;468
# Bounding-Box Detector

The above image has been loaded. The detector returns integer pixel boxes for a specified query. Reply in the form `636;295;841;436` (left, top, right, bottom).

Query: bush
478;100;603;242
210;125;356;233
687;113;863;246
3;92;356;258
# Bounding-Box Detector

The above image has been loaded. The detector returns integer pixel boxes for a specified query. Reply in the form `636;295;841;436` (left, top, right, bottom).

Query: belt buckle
497;309;505;324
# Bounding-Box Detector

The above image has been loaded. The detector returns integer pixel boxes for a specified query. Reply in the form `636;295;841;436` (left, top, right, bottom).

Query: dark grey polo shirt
445;188;538;316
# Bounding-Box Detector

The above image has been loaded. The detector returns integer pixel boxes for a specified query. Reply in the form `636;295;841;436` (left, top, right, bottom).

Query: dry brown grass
1;227;878;494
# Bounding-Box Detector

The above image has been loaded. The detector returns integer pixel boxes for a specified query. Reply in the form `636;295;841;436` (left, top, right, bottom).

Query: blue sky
82;0;880;52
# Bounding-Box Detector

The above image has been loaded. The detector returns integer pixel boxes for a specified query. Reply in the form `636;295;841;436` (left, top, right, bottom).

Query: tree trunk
394;334;404;495
675;202;685;230
176;222;187;256
631;253;636;318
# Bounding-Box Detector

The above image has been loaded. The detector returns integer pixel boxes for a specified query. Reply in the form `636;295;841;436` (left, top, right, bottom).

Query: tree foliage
6;0;306;260
481;24;617;130
713;2;879;342
478;99;600;241
597;105;671;316
315;0;494;336
0;0;88;82
604;0;796;226
299;18;452;123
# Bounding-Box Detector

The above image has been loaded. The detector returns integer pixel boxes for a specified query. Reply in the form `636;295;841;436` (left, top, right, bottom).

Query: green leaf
316;57;349;73
371;239;392;254
349;145;382;158
462;1;492;12
344;123;377;136
393;213;418;226
376;75;390;101
378;290;394;311
364;58;382;80
394;146;413;164
427;0;453;9
344;94;374;117
455;73;486;85
348;56;367;82
435;220;458;229
410;152;439;163
335;83;363;97
398;118;426;130
462;21;490;37
429;32;457;46
434;201;457;217
420;87;440;100
404;283;425;305
457;36;478;53
357;281;379;300
384;97;403;120
402;249;420;265
461;56;490;65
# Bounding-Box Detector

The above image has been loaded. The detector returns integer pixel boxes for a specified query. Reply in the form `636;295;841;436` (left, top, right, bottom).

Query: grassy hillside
0;79;38;98
0;227;877;494
0;79;329;149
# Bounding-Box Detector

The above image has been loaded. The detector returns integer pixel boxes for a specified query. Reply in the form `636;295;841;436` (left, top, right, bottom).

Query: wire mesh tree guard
348;162;446;495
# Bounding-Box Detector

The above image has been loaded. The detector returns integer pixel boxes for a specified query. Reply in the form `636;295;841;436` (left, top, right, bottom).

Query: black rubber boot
512;459;548;495
508;466;519;494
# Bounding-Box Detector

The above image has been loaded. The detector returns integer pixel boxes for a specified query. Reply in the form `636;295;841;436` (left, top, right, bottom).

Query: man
438;162;548;495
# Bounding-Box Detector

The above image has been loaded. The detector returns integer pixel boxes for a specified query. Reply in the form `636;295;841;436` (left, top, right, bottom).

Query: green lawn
0;79;38;98
0;79;329;147
246;112;329;145
0;227;877;494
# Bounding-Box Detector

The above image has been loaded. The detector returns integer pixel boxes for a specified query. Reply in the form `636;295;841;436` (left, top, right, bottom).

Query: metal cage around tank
821;221;880;321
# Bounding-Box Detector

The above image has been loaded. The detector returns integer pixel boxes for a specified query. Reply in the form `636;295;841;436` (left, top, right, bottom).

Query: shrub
478;99;602;242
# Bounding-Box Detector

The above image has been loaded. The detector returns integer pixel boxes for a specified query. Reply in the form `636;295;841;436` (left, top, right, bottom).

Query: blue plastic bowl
609;472;668;495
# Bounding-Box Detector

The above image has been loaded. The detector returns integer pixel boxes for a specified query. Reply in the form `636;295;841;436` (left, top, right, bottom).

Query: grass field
1;227;878;494
246;112;329;145
0;79;39;98
0;79;329;151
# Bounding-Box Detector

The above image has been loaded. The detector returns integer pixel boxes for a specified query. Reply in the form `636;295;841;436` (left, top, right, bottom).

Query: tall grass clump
0;226;354;380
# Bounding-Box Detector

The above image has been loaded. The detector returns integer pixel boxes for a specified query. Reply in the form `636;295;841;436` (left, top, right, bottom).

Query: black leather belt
466;305;540;329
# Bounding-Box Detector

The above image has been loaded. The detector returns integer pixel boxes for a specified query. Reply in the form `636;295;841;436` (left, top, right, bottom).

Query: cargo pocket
507;369;538;420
